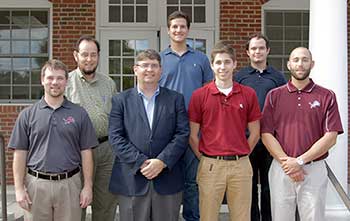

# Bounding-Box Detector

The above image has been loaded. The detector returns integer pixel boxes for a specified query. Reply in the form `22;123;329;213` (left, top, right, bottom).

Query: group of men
8;10;343;221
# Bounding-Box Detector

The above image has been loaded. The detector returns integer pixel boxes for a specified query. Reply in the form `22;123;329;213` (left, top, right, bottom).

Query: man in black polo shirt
235;33;287;221
8;59;98;221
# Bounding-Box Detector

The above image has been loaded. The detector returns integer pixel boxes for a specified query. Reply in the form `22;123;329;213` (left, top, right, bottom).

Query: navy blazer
108;87;189;196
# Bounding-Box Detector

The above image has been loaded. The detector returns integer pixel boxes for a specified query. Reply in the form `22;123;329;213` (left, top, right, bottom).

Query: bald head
289;47;313;61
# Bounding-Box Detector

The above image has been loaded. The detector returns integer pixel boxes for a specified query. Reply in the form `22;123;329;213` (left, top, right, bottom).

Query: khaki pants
197;156;252;221
24;172;82;221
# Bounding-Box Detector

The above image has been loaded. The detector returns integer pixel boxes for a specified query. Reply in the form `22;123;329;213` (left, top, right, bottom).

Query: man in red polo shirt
261;47;343;221
188;41;261;221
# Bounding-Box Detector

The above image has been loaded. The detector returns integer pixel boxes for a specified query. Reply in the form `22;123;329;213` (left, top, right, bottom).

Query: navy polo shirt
159;45;213;109
235;65;287;110
8;98;98;173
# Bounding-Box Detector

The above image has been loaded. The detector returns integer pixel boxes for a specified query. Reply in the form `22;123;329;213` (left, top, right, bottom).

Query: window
166;0;206;23
264;10;309;77
0;9;49;102
108;0;148;23
187;37;206;54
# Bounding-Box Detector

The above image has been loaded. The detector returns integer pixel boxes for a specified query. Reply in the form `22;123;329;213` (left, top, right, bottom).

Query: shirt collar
208;81;241;95
39;97;71;109
163;44;194;55
287;79;316;93
76;68;99;83
137;86;160;98
246;65;274;75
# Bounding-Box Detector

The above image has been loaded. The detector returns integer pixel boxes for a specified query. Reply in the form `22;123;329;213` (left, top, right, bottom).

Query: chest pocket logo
309;100;320;109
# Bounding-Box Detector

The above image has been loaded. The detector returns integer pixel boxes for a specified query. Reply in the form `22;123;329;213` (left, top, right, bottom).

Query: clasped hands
280;156;306;182
140;159;166;180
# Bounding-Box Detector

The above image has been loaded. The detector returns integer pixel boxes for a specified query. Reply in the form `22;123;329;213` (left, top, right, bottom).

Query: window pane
0;58;11;84
31;11;48;25
136;6;147;22
285;12;301;26
0;11;10;24
109;0;121;3
12;25;30;39
194;6;205;23
31;86;43;99
285;27;301;40
12;41;30;54
31;40;48;53
180;6;192;19
0;86;10;99
109;6;121;22
31;27;48;40
186;38;194;48
123;0;134;3
122;76;135;90
180;0;192;4
285;42;301;54
32;57;47;84
265;27;283;40
167;0;179;4
0;26;10;39
122;40;135;56
13;86;29;99
135;40;149;53
269;41;283;55
136;0;147;3
109;58;121;75
194;39;206;53
303;13;309;25
303;27;309;40
265;12;282;26
111;75;121;92
122;6;134;22
0;40;10;54
12;11;29;26
194;0;205;4
167;7;178;18
110;40;121;56
267;58;283;71
13;58;30;84
122;58;134;74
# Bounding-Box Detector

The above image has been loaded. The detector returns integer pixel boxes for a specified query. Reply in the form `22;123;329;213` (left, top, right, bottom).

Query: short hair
135;49;161;65
245;33;270;50
167;10;191;29
210;41;236;64
41;59;68;79
74;35;100;53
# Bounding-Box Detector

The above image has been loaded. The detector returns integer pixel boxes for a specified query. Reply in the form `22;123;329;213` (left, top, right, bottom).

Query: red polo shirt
261;79;343;159
188;81;261;155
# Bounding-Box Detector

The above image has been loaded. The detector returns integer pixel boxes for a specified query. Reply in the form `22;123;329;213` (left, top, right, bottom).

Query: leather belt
98;136;108;143
28;167;80;181
202;153;247;161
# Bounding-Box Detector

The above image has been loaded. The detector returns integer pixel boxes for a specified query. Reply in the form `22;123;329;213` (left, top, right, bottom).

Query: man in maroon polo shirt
188;41;261;221
261;47;343;221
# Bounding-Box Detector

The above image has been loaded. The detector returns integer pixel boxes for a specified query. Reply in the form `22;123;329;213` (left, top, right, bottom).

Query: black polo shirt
235;65;287;110
8;98;98;173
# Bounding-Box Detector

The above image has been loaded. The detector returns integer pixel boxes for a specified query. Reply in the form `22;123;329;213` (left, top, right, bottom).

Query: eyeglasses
136;63;160;69
78;52;98;59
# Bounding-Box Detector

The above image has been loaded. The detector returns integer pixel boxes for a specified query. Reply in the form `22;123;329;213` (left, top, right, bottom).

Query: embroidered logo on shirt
309;100;320;109
63;116;75;125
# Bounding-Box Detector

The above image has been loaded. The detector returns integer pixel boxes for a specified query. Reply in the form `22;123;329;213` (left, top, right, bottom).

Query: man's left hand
80;185;93;208
140;159;165;180
280;156;302;175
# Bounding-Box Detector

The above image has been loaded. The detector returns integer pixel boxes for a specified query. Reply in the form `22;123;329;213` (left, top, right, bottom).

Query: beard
290;68;311;81
78;62;98;76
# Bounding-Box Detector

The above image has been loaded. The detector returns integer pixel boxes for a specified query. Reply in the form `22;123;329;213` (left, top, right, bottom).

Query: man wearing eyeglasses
108;49;189;221
65;35;118;221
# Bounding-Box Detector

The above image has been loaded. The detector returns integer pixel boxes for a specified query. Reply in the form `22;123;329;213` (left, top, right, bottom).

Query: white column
309;0;348;212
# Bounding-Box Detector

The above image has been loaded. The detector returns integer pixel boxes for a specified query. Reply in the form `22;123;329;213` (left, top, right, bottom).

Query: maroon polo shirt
261;79;343;160
189;81;261;156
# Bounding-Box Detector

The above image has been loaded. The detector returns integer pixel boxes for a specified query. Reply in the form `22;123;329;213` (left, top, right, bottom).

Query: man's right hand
15;188;32;211
288;169;306;182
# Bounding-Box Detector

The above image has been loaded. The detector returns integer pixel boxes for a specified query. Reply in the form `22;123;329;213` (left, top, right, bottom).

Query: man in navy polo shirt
235;33;286;221
261;47;343;221
189;41;261;221
8;59;98;221
159;10;213;221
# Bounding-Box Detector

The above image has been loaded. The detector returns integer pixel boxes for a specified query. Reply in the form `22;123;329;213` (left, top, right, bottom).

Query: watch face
297;157;304;166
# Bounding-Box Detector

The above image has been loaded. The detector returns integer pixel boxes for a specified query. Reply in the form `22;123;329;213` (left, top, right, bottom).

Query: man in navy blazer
108;49;189;221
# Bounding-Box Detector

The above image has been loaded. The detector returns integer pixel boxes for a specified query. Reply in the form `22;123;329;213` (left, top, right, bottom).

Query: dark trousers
250;141;272;221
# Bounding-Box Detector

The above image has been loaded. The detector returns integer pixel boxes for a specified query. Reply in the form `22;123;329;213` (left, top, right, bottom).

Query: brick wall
0;106;28;185
50;0;96;70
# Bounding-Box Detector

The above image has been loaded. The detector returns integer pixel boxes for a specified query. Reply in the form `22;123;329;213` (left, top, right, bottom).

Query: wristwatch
296;157;304;166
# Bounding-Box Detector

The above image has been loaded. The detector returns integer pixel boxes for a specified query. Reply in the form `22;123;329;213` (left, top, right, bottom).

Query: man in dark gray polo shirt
8;59;98;221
